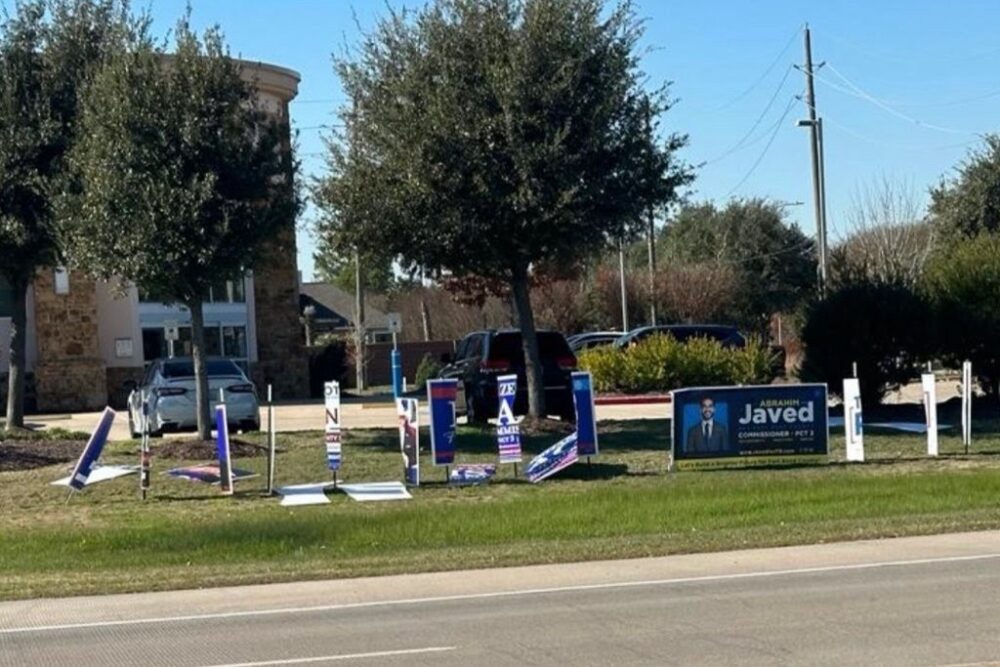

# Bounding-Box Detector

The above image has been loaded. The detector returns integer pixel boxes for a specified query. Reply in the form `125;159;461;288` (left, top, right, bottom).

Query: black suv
439;329;578;423
614;324;746;349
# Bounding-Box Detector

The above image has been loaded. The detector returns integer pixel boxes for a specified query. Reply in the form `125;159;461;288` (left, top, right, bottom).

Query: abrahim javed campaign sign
671;384;828;469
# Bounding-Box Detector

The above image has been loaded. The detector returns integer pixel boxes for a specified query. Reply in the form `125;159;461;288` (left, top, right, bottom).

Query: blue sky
122;2;1000;278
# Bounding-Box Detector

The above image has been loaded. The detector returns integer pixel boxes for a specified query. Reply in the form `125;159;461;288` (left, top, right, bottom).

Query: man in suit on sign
686;397;728;454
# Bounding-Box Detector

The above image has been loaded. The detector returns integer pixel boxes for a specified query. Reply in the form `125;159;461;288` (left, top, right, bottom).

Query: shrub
413;353;444;389
578;334;776;394
923;234;1000;397
799;282;934;404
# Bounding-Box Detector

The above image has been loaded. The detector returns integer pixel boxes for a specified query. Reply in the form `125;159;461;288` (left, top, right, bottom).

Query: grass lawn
2;418;1000;600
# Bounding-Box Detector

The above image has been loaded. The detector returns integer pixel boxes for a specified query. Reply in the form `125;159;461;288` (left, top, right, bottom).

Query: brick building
0;59;308;411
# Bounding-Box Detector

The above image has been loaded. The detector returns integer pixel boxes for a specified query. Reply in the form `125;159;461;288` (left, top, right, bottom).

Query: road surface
2;531;999;666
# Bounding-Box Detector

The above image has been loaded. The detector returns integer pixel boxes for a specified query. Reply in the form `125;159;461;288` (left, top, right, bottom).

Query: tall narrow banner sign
572;371;598;457
427;379;458;466
215;405;234;495
922;372;939;457
397;398;420;486
324;381;342;471
962;361;972;450
67;407;116;491
843;378;864;463
496;374;522;464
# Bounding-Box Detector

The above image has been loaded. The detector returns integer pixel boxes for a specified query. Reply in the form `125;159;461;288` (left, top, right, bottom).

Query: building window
142;324;247;364
139;277;246;304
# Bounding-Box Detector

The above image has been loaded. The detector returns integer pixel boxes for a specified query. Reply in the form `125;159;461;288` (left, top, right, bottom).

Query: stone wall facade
252;221;308;399
33;269;107;411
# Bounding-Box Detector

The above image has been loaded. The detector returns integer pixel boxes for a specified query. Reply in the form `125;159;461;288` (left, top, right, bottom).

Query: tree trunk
188;298;212;441
510;268;546;418
5;277;29;430
420;298;432;341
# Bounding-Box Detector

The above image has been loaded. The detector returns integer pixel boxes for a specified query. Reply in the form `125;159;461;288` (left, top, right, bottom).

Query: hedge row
578;334;776;394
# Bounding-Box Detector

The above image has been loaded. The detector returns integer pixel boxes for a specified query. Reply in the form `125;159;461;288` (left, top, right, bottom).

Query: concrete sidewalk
25;399;670;442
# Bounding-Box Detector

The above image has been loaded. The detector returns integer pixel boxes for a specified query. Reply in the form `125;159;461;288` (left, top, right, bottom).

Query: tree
923;234;1000;398
315;0;691;417
661;199;815;333
830;177;934;289
0;0;128;429
929;135;1000;242
313;246;397;294
64;18;299;439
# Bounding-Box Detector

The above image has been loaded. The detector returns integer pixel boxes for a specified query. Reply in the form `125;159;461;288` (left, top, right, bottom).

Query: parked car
125;357;260;437
438;329;577;423
614;324;746;349
568;331;624;353
614;324;786;378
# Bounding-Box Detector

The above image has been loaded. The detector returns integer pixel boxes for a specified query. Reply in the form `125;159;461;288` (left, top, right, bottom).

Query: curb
594;395;671;406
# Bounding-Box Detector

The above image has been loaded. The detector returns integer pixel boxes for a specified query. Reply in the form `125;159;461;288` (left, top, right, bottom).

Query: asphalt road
2;531;1000;666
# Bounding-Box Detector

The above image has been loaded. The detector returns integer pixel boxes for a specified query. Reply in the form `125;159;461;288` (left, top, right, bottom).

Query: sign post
387;312;403;398
139;393;151;500
843;378;864;463
962;360;972;454
325;381;342;486
266;384;276;495
921;371;938;457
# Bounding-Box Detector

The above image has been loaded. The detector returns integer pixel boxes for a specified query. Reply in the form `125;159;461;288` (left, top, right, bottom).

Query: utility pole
354;249;366;390
644;104;657;326
797;24;829;295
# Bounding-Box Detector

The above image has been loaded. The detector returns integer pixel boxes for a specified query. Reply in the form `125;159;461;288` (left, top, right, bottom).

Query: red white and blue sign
427;378;458;466
397;398;420;486
325;381;342;471
572;371;598;457
67;407;116;491
496;374;522;464
526;433;578;483
215;405;234;494
449;463;497;486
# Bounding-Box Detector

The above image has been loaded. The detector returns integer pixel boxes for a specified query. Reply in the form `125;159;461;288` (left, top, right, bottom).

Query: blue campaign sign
671;384;828;468
496;374;522;464
215;405;234;494
526;433;579;483
572;372;598;457
67;407;116;491
427;379;458;466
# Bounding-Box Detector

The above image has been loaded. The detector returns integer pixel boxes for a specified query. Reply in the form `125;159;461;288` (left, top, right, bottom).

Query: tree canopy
65;17;299;437
315;0;691;416
929;134;1000;242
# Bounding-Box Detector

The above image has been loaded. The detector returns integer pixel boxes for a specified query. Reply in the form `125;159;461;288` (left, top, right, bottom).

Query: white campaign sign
921;373;938;457
962;361;973;450
325;381;342;471
843;378;864;463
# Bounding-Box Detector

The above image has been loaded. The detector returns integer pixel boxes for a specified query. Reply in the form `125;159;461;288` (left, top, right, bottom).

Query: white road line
3;552;999;635
198;646;457;667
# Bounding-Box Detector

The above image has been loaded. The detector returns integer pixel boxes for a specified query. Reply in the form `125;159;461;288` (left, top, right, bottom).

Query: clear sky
107;1;1000;278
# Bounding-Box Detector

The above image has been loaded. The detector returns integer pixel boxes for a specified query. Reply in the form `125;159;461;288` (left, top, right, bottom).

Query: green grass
2;419;1000;600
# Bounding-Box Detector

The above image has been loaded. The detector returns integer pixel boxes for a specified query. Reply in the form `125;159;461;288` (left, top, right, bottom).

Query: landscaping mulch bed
0;440;83;472
517;417;574;438
153;438;267;460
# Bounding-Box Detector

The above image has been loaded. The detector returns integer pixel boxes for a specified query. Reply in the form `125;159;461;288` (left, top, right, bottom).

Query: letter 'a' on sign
495;374;522;464
843;378;864;463
427;378;458;466
572;371;598;457
324;381;342;471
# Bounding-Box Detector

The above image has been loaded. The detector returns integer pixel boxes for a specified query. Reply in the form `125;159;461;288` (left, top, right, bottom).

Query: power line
724;95;798;197
704;65;794;164
712;25;801;111
819;63;979;136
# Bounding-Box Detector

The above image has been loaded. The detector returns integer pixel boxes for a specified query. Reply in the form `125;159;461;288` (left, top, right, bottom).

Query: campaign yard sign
671;384;828;469
571;371;598;457
843;378;864;463
397;397;420;486
66;407;116;491
215;405;234;494
428;379;458;466
496;374;522;464
324;381;342;471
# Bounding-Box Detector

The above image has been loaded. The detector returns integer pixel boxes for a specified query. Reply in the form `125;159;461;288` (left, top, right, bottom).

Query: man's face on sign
700;399;715;421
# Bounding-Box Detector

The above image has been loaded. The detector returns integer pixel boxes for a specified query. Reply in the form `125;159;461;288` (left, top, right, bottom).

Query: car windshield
490;332;572;362
161;360;243;379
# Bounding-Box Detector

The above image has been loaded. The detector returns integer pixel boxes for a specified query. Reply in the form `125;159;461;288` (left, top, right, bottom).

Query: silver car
126;357;260;437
